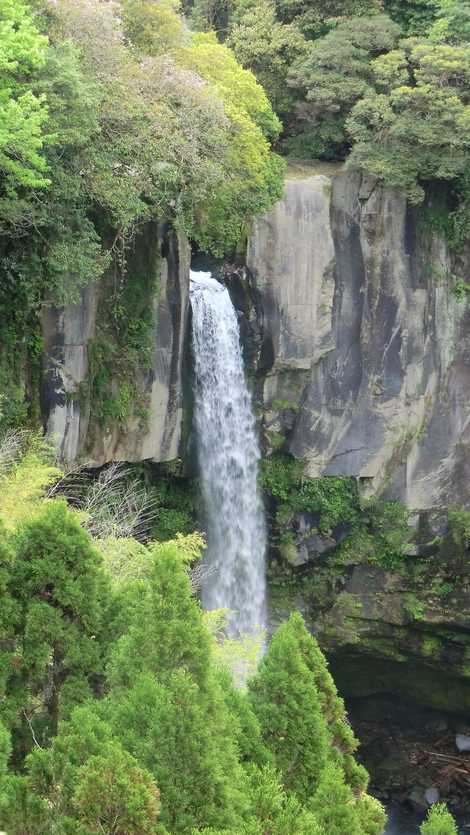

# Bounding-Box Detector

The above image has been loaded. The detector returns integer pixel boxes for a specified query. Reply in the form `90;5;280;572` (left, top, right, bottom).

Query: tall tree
2;705;163;835
0;0;50;194
347;37;470;204
287;14;400;158
106;544;250;832
248;616;328;802
4;501;110;751
289;611;368;792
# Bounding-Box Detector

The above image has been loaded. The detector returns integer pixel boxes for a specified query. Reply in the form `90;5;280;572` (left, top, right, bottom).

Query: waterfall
190;269;266;637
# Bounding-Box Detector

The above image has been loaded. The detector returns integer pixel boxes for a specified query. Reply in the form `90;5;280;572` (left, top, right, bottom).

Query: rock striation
41;225;190;466
248;169;470;512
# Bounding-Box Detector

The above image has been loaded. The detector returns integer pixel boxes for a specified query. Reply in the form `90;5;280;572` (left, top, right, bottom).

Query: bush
420;803;458;835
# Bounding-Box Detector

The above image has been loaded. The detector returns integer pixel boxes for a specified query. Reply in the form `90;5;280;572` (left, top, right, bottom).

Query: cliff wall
41;225;190;466
248;169;470;512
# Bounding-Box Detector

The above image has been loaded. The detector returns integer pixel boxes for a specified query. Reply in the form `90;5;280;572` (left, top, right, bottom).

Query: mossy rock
330;653;470;715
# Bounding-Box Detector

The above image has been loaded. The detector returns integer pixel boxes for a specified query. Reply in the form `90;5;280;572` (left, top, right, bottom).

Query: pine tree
216;667;271;768
0;528;18;729
4;501;110;751
246;763;325;834
107;540;213;692
248;616;328;802
72;746;161;834
356;792;388;835
309;761;363;835
106;544;250;833
3;705;162;835
289;612;368;792
420;803;459;835
107;669;248;833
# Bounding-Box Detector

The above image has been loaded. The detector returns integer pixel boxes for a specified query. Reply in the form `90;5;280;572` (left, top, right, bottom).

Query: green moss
404;594;426;621
279;531;299;565
330;654;470;715
361;499;410;570
421;636;442;659
260;454;360;536
448;507;470;549
82;225;160;431
360;637;407;663
265;429;287;450
271;398;301;413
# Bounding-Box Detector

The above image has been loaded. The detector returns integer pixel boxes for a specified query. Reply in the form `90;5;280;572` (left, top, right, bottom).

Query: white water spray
190;270;266;637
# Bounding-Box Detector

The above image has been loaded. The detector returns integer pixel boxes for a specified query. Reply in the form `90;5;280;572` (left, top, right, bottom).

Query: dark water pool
384;804;470;835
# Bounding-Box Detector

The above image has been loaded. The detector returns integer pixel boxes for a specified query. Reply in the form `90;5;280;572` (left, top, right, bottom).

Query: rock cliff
37;171;470;802
247;168;470;729
42;224;190;466
248;168;470;512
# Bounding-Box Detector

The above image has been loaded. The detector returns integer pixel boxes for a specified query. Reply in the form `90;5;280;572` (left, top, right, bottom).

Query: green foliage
248;613;384;832
446;507;470;565
121;0;184;56
273;0;382;36
245;762;325;834
420;803;458;835
288;14;400;159
8;705;162;835
347;37;470;204
262;454;411;577
105;546;250;833
429;0;470;43
288;612;367;792
107;669;249;833
384;0;438;35
227;0;309;116
180;33;285;255
0;448;381;835
83;229;160;429
259;454;303;501
453;278;470;299
404;593;426;620
0;0;50;195
309;762;363;835
260;455;360;534
363;499;410;569
3;501;110;743
248;616;329;800
150;469;198;541
73;747;161;834
107;540;213;689
1;0;283;429
0;431;61;530
356;792;388;835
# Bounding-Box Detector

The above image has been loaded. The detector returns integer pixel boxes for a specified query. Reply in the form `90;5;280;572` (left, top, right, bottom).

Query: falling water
190;269;266;637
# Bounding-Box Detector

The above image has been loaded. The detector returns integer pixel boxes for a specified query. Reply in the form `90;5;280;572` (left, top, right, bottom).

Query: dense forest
0;434;457;834
2;0;470;832
3;0;470;432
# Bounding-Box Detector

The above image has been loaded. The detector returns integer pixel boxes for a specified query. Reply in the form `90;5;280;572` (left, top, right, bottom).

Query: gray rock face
42;227;190;466
456;733;470;752
248;171;470;510
42;280;99;463
424;787;440;805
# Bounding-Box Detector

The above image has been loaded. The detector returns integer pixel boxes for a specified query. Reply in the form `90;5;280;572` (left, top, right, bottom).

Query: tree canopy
0;436;392;835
